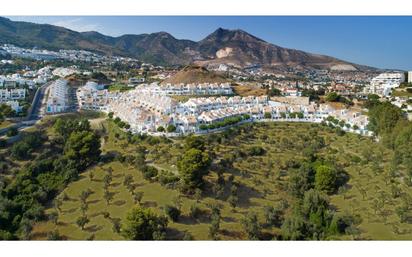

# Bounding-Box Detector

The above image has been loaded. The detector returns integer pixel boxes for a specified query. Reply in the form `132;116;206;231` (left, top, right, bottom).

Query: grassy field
30;119;412;240
392;88;412;97
232;83;267;96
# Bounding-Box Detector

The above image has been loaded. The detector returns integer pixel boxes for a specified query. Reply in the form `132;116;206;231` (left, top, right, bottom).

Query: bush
158;170;180;186
6;127;18;137
247;146;265;156
164;205;181;222
121;207;168;240
199;124;208;130
141;165;158;180
166;124;176;133
0;139;7;148
325;92;340;102
315;164;338;194
11;141;31;160
190;204;202;219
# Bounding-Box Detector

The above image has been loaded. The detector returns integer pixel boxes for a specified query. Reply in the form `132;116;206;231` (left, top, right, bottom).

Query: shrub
247;146;265;156
166;124;176;133
315;164;338;194
6;127;18;137
158;170;180;186
164;205;181;222
141;165;158;180
121;207;168;240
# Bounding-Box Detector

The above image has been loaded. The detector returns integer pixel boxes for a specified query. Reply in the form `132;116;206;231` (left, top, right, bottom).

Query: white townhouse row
364;72;405;97
46;79;69;113
0;88;26;101
136;82;233;96
181;95;268;114
112;89;178;115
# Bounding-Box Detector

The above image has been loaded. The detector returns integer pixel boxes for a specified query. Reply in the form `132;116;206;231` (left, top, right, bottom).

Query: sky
6;16;412;70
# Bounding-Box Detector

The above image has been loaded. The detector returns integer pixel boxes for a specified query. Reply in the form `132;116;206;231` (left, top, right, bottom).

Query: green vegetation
108;83;132;92
6;127;18;137
0;117;101;239
166;124;177;133
22;117;411;240
0;103;17;119
266;87;281;97
325;92;352;106
121;207;168;240
199;114;250;130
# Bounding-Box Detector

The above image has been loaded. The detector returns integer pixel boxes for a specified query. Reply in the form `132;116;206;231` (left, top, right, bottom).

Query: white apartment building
46;79;69;113
408;71;412;83
365;72;405;96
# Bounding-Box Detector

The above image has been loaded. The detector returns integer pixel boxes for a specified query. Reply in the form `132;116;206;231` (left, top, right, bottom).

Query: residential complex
76;81;371;136
408;71;412;83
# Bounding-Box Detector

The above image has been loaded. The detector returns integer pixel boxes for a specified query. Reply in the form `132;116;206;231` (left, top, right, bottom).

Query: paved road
26;81;52;121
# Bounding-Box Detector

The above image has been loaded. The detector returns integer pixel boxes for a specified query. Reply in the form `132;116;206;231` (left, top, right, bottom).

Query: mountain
0;17;374;71
195;28;361;71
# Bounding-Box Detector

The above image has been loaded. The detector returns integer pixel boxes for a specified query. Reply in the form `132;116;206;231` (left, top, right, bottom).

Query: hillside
0;17;376;71
25;118;411;240
161;65;229;85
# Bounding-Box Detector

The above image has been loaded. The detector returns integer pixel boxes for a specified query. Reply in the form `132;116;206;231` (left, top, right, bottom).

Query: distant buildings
408;71;412;83
52;67;78;78
128;77;145;85
136;82;233;96
364;72;405;97
46;79;69;113
0;76;26;113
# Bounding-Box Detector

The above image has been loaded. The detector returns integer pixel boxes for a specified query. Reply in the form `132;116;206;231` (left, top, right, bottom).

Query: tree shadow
111;182;121;187
219;229;243;239
63;207;78;214
87;199;100;205
143;201;158;208
165;227;185;240
113;200;126;206
85;225;102;233
221;216;237;223
236;183;264;208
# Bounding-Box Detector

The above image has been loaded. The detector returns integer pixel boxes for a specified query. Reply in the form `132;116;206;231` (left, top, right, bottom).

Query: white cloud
52;18;100;32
